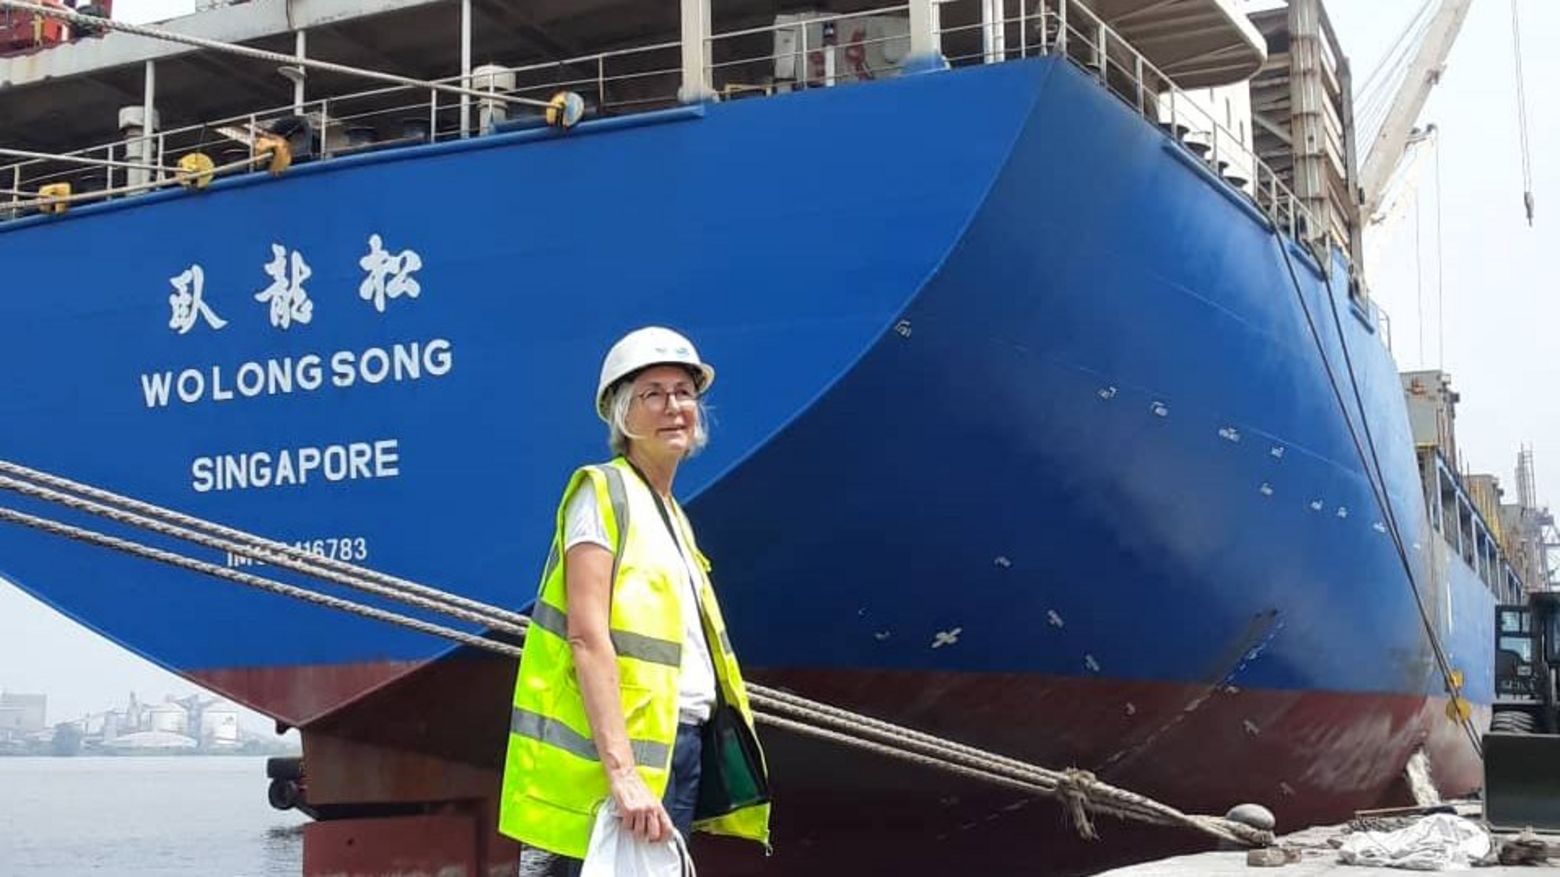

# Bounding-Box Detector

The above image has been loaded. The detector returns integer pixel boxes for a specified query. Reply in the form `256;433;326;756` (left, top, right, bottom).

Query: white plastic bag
1336;813;1492;870
579;800;696;877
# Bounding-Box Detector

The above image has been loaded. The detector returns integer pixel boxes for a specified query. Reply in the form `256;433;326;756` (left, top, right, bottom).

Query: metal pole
9;164;18;217
597;55;606;111
459;0;472;137
140;59;156;187
429;90;438;142
1095;19;1106;79
824;21;836;86
908;0;936;61
798;23;807;88
293;30;307;113
678;0;711;102
1020;0;1027;57
1288;0;1327;242
1134;55;1143;115
1057;0;1067;57
992;0;1006;61
981;0;995;63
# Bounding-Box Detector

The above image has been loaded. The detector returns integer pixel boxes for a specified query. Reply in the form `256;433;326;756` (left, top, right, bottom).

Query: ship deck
0;0;1265;155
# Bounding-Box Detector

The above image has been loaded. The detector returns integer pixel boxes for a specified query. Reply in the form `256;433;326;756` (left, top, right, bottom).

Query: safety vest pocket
619;682;654;725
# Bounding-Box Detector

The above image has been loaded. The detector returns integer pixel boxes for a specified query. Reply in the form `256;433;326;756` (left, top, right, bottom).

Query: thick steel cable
748;689;1265;845
0;474;528;638
0;503;521;658
2;459;1181;828
1434;140;1446;369
2;154;257;212
0;0;552;110
1311;261;1484;761
1272;237;1483;761
1509;0;1535;223
0;460;1162;822
0;467;1271;847
751;713;1256;845
0;459;1087;809
1355;0;1434;109
751;686;1221;830
0;147;175;174
0;460;529;631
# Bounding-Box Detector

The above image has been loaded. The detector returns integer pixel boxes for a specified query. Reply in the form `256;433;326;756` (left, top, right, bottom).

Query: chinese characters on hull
166;234;425;334
358;234;423;314
255;244;314;329
168;265;228;334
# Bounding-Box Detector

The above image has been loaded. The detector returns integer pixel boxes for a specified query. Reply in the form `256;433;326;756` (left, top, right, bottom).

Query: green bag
694;696;771;820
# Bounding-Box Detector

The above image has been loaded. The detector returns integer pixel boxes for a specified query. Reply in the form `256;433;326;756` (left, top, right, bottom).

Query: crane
1358;0;1473;221
1368;124;1437;234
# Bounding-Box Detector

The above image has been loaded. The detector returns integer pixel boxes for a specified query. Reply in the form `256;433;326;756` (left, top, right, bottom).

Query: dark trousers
519;722;704;877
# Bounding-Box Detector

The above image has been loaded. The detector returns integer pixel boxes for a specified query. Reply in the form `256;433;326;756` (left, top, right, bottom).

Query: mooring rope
0;459;1272;848
1;147;321;213
0;147;176;174
0;460;528;632
0;503;512;655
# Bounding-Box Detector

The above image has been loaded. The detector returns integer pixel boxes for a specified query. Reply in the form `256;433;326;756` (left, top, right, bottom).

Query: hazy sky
1;0;1555;727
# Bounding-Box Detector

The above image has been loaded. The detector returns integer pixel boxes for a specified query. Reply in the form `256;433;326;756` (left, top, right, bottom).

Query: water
0;757;308;876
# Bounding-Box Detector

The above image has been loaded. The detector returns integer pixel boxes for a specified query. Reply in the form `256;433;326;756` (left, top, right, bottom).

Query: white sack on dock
1336;813;1492;870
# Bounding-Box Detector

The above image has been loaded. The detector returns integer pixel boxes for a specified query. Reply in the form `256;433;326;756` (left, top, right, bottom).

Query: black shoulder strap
620;457;726;707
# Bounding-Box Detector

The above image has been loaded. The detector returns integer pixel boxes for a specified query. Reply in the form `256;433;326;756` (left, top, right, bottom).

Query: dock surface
1098;817;1560;876
1098;849;1560;875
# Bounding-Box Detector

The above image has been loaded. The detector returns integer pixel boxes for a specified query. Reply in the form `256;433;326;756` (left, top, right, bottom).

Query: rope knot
1058;768;1100;840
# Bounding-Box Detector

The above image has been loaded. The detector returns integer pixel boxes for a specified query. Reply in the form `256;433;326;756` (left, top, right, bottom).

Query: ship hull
0;55;1494;874
191;655;1483;875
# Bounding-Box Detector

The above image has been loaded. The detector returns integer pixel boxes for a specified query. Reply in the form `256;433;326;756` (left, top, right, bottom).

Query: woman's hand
608;765;676;843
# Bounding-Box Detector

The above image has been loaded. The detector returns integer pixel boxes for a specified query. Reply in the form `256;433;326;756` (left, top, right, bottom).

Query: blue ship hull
0;56;1494;872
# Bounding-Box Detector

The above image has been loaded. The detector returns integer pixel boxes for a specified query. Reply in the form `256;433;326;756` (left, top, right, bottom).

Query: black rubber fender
268;777;301;811
266;755;303;781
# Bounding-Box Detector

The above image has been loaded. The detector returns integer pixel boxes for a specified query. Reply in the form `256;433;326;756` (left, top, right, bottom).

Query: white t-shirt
563;484;718;723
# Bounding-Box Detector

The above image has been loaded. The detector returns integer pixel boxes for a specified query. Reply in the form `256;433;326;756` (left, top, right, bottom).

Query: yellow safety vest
498;456;771;859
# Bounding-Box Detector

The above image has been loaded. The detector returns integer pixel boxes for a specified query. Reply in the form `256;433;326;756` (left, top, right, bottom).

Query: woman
499;326;771;876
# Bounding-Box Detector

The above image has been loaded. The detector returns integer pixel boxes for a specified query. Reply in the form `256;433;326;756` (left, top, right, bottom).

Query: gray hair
607;380;710;458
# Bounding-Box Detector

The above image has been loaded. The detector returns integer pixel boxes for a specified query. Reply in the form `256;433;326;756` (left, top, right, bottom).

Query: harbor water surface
0;757;307;875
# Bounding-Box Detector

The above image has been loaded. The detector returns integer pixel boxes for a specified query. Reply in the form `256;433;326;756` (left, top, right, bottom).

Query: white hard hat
596;326;716;420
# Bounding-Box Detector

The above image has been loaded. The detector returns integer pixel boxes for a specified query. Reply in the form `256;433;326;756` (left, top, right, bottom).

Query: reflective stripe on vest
529;600;683;668
510;706;670;767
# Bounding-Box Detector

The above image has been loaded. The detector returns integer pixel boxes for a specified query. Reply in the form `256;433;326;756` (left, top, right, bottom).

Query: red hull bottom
195;655;1485;876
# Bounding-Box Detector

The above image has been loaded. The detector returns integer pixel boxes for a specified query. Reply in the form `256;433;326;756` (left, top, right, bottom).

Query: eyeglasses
634;385;699;412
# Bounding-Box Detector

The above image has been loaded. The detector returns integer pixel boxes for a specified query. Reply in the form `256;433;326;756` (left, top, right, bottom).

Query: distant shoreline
0;745;300;758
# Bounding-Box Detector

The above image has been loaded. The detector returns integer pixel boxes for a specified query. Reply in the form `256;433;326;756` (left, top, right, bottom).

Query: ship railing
0;42;687;218
1020;0;1320;250
697;0;1317;252
4;0;1317;255
1420;445;1527;603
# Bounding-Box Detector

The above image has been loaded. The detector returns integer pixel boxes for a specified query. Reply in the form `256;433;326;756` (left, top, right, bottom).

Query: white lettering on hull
191;439;401;493
140;339;454;409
